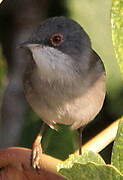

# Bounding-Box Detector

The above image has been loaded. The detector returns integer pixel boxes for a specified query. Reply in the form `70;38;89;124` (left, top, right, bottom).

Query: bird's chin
27;44;76;82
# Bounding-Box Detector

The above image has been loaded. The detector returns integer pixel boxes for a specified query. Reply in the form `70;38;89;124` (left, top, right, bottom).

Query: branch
76;119;120;154
0;147;64;179
0;119;120;179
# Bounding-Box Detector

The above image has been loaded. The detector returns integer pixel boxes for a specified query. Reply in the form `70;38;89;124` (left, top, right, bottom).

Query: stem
76;119;120;154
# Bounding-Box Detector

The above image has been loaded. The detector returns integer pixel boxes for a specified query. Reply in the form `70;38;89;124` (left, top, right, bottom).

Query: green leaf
111;0;123;76
58;151;123;180
59;162;123;180
111;118;123;174
57;150;105;171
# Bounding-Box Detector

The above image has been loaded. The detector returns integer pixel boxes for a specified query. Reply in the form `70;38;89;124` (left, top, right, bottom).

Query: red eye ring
50;33;64;46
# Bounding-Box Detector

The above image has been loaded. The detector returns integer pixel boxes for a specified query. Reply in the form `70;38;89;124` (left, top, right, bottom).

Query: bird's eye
49;33;64;46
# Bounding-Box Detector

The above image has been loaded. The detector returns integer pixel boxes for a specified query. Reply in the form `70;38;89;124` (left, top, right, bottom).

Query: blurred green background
0;0;122;163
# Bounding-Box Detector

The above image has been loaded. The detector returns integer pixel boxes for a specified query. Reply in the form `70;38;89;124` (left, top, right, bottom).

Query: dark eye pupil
50;33;63;46
53;36;61;43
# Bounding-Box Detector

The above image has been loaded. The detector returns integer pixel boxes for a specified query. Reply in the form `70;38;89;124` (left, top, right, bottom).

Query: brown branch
0;147;64;180
0;119;121;179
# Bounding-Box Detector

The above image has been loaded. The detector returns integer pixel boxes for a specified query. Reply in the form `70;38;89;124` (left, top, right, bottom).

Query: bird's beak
18;42;41;50
16;41;29;50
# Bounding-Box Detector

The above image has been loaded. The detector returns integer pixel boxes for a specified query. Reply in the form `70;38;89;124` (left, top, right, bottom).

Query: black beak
17;41;31;49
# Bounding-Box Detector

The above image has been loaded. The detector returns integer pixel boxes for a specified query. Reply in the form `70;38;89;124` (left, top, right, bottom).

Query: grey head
21;16;103;83
25;16;91;53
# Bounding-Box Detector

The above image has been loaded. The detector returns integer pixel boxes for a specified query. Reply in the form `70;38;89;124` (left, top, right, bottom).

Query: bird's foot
32;143;42;169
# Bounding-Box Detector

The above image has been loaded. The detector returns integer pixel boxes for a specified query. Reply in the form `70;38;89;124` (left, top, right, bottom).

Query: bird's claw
32;144;42;169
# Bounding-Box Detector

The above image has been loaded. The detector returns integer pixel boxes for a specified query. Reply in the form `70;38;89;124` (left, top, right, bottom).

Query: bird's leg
32;122;47;169
78;126;84;155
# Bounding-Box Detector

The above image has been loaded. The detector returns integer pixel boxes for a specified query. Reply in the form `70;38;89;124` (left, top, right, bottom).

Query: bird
20;16;106;169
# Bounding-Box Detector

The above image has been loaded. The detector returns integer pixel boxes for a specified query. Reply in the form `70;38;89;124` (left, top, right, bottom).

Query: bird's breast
24;67;105;129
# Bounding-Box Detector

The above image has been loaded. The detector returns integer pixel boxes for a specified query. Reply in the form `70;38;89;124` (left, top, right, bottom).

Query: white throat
28;44;76;82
